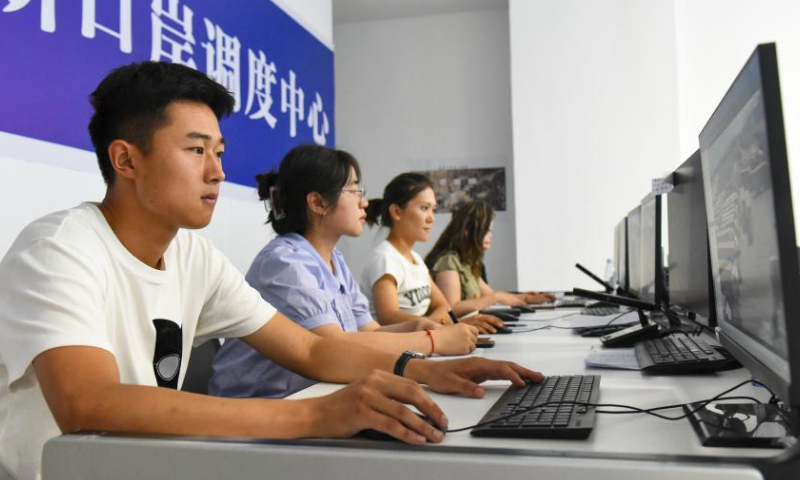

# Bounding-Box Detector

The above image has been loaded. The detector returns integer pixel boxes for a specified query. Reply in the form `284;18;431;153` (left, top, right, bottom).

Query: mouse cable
603;310;638;327
445;379;773;433
509;310;637;334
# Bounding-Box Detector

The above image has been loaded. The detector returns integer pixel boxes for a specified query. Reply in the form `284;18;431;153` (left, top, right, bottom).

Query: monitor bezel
701;43;800;408
667;149;713;324
615;218;629;295
638;193;663;306
626;205;642;299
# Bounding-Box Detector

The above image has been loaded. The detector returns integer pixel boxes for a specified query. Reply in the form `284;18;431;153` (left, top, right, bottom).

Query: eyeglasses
341;185;367;199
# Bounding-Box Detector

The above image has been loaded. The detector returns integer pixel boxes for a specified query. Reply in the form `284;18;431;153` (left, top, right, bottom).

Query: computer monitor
613;222;620;285
639;194;664;306
615;218;628;294
700;43;800;417
667;150;715;327
626;206;642;298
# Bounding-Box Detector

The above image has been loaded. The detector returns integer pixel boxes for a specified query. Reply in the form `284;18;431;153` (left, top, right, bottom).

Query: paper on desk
584;345;641;370
428;348;485;361
561;311;639;329
518;312;561;322
482;304;512;311
515;310;581;324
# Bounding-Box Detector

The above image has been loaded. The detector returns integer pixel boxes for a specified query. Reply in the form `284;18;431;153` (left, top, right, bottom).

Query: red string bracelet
425;329;435;356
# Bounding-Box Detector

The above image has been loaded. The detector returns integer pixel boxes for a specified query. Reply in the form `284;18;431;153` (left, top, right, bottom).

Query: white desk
42;310;800;480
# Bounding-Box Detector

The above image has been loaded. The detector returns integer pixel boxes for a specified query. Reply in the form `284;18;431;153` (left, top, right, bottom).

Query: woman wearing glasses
209;145;478;399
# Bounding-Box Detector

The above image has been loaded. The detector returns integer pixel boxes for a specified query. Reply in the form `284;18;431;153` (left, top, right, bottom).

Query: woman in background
210;145;478;399
362;173;505;333
425;201;554;317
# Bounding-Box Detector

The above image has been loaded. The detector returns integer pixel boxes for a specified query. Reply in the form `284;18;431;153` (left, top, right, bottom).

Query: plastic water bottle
604;259;615;286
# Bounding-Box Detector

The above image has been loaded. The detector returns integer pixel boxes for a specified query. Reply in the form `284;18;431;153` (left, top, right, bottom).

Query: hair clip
268;185;286;220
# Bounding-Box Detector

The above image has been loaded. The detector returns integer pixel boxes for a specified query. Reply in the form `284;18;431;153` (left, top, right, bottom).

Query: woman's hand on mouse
457;314;505;333
405;357;545;398
308;370;447;444
522;292;555;304
494;291;527;307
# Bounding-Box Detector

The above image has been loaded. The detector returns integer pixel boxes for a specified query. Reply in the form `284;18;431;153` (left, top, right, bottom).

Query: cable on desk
658;303;718;335
509;310;637;334
445;379;775;433
657;325;705;338
602;310;637;326
540;312;582;321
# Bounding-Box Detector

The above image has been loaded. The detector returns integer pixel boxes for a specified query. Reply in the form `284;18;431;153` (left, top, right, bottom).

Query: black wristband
393;351;426;377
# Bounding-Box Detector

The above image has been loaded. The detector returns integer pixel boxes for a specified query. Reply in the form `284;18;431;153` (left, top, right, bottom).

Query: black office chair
181;339;221;395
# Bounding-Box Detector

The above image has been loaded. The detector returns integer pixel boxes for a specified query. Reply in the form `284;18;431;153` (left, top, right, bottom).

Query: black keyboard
580;306;621;316
576;324;627;337
635;334;738;373
471;375;600;439
555;298;588;308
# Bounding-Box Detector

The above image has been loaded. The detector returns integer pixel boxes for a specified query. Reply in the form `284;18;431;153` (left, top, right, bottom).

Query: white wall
333;8;518;290
271;0;333;49
0;1;332;275
509;0;681;291
674;0;800;231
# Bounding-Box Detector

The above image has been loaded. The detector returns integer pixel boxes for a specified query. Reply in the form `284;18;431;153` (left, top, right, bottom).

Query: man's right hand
309;370;447;444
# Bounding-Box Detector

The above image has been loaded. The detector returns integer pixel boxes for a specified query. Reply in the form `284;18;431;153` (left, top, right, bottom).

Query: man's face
134;101;225;230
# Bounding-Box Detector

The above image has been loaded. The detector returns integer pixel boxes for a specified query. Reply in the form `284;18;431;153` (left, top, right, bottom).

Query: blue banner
0;0;334;188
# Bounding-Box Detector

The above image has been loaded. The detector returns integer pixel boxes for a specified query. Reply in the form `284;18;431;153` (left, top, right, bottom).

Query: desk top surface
44;309;794;480
289;309;780;461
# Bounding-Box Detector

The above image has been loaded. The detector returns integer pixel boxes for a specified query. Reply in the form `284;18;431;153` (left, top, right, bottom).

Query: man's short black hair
88;61;235;186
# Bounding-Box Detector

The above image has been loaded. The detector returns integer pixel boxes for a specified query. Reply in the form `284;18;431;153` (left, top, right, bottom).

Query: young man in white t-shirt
0;62;544;480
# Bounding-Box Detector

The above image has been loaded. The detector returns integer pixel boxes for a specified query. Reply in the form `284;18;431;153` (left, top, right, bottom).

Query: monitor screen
615;218;628;293
627;206;642;298
639;194;662;305
667;150;713;323
700;43;800;405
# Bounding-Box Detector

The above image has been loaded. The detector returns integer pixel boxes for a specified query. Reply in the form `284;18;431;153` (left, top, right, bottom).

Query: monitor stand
599;308;659;348
684;401;795;449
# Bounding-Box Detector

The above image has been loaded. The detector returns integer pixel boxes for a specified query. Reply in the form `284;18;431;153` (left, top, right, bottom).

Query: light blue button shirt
209;233;372;398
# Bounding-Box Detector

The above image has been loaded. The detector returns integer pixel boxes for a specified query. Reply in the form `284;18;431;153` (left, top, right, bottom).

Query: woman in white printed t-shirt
362;173;505;333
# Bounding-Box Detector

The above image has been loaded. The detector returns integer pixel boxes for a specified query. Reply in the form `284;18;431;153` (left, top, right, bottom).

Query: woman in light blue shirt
210;145;478;399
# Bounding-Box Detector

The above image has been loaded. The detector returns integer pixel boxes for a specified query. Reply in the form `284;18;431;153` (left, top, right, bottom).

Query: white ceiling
332;0;508;25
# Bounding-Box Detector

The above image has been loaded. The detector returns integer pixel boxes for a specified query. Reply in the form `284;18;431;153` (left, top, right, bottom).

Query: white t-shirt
361;240;432;317
0;203;275;480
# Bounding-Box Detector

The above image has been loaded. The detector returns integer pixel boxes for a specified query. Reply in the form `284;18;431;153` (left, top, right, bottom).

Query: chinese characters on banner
0;0;334;188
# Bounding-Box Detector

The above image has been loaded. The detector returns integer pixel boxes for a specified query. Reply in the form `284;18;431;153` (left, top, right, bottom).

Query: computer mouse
491;324;513;334
486;311;519;324
357;413;446;441
479;308;521;319
516;306;538;314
